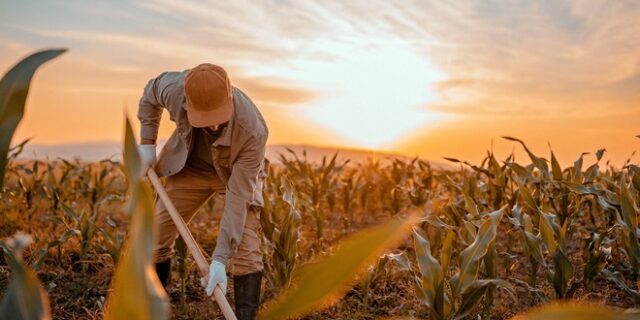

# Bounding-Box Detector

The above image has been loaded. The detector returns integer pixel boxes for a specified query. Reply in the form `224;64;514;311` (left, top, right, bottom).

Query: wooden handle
147;168;237;320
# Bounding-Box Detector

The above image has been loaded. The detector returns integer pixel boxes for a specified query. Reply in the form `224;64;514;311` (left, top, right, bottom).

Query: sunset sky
1;1;639;166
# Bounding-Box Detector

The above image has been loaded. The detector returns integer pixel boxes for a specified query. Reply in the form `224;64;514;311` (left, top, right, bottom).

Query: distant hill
15;142;447;168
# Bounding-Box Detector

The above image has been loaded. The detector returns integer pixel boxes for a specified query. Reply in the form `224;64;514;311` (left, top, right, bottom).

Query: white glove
138;144;157;170
206;260;227;296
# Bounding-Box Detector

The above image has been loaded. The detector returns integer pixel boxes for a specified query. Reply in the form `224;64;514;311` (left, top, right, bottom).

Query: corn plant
278;150;346;249
339;172;360;230
581;230;612;290
616;176;640;279
395;207;512;320
0;49;66;189
99;216;126;265
518;179;575;298
259;211;419;320
0;233;51;319
103;116;169;319
260;172;302;296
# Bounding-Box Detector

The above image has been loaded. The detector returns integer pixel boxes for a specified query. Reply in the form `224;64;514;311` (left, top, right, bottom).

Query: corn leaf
258;211;419;320
538;212;558;254
517;179;539;212
452;207;505;294
0;234;51;320
572;153;586;183
602;270;640;305
552;249;574;298
550;150;563;181
456;279;513;320
413;227;444;310
440;229;456;274
502;136;550;179
523;231;547;267
0;49;66;189
511;301;633;320
104;117;169;320
463;191;480;218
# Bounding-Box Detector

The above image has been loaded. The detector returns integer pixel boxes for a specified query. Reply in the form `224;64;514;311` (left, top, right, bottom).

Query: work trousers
152;166;263;276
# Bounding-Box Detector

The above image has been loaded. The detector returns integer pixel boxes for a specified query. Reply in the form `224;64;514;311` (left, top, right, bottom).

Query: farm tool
147;168;237;320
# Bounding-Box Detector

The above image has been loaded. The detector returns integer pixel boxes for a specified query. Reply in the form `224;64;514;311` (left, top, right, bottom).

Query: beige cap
184;63;233;128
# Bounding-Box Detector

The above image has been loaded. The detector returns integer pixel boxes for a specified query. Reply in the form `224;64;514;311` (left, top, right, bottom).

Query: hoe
147;168;237;320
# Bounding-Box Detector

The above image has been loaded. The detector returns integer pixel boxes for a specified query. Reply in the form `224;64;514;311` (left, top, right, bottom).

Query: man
137;63;268;320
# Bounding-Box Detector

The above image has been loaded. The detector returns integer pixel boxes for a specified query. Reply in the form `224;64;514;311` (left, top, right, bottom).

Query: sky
1;0;639;166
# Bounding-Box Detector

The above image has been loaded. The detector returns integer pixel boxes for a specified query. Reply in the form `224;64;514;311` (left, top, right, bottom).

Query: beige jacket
137;70;269;265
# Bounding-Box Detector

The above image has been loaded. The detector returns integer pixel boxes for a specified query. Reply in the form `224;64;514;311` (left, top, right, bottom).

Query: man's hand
138;143;157;171
206;260;227;296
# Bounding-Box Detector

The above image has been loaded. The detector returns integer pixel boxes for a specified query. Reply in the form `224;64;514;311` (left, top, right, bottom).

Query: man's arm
137;72;171;144
212;134;267;265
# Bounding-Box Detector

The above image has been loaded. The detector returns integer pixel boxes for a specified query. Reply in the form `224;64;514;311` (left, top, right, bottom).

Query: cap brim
186;99;233;128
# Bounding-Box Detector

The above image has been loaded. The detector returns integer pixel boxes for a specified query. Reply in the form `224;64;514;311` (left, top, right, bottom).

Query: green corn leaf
412;227;444;310
441;229;456;274
461;220;478;245
619;179;640;273
456;279;514;320
385;251;412;272
0;233;51;320
550;150;563;181
463;191;480;218
517;179;539;212
0;49;66;190
122;115;143;184
552;249;574;298
523;231;547;267
602;270;640;305
583;163;599;183
511;300;634;320
505;162;533;180
424;214;455;229
502;136;550;179
259;211;419;320
538;212;558;254
572;153;586;183
484;241;498;278
452;207;505;294
632;174;640;194
620;180;638;230
104;116;169;320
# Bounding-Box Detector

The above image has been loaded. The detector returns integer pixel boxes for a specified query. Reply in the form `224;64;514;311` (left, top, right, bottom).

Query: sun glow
286;37;447;150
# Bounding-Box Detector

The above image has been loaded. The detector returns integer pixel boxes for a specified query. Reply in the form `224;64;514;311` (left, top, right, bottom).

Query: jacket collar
212;96;234;147
213;114;233;147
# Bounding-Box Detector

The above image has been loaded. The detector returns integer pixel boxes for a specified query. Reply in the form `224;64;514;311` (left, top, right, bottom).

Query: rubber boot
233;271;262;320
155;259;171;290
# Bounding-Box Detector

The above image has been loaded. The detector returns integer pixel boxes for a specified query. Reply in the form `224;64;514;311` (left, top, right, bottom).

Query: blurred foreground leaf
0;49;66;189
511;301;635;320
0;233;51;320
259;210;420;320
104;117;169;320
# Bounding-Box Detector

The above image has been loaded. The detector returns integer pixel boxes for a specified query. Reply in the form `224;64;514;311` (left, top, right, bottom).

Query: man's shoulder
153;70;188;112
232;87;268;140
156;70;188;91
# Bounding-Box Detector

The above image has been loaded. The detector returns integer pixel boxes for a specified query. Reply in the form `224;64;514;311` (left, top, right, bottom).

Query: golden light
284;36;448;150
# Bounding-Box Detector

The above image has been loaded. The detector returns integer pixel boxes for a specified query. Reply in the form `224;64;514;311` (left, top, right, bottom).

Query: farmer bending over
137;63;268;320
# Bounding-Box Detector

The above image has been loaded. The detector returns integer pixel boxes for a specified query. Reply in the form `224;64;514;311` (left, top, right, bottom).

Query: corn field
2;51;640;320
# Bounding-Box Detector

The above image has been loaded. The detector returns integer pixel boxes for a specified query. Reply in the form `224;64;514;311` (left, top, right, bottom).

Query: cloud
1;0;639;162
